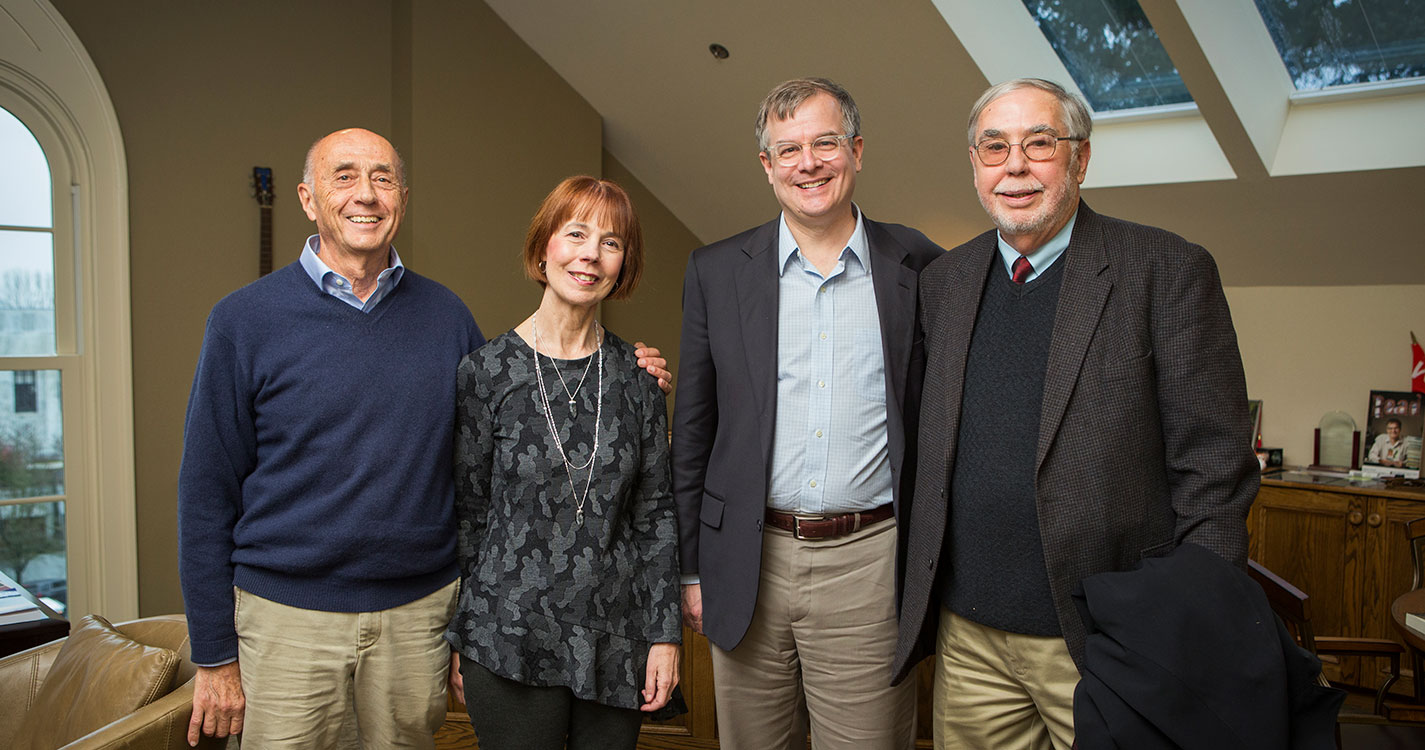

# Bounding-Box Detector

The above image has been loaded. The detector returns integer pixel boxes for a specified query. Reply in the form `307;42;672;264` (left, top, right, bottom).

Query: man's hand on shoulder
189;661;245;746
634;341;673;395
681;583;703;634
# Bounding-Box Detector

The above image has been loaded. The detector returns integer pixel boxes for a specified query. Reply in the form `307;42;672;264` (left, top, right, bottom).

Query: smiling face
759;92;862;232
970;87;1090;254
1387;421;1402;441
541;205;626;311
298;128;408;261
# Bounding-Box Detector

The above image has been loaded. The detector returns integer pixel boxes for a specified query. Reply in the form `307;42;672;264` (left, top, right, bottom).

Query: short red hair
523;176;643;300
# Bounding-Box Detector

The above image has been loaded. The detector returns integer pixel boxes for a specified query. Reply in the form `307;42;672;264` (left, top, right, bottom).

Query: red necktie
1011;256;1034;284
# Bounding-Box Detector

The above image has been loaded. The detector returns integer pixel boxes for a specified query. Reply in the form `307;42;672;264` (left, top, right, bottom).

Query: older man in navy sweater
178;128;669;748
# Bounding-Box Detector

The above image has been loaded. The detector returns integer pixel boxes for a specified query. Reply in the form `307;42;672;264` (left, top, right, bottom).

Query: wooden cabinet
1247;474;1425;690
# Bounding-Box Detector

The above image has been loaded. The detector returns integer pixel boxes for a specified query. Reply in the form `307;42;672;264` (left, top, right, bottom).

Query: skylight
1252;0;1425;91
1020;0;1193;111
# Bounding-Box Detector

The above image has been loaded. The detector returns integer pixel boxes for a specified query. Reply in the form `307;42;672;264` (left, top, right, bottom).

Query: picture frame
1247;399;1263;449
1361;390;1424;478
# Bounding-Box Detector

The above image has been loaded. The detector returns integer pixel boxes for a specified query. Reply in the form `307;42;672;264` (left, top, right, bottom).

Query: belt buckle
792;515;822;540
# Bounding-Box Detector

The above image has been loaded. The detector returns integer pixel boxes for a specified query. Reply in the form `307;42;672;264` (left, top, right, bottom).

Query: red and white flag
1413;331;1425;394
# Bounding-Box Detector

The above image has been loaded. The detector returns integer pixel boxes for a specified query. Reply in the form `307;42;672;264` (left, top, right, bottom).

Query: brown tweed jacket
892;202;1259;684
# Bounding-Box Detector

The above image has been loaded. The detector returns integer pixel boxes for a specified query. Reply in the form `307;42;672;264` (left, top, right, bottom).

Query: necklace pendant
576;509;584;526
569;398;576;407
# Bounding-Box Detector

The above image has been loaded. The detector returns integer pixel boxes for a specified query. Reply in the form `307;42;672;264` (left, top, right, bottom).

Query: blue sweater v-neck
178;262;485;664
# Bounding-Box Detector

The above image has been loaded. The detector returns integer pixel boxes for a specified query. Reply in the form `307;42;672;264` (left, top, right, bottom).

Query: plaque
1313;411;1359;471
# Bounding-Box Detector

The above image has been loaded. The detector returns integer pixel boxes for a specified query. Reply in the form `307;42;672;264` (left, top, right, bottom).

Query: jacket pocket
1100;350;1153;383
700;492;725;529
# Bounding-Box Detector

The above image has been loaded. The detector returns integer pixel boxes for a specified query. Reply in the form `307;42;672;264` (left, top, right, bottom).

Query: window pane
1020;0;1194;111
0;500;67;613
1;370;64;499
0;230;56;356
1253;0;1425;91
0;107;52;230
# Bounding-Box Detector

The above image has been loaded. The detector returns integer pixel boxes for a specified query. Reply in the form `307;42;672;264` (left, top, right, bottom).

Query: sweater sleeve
632;367;683;644
177;314;257;665
453;353;495;582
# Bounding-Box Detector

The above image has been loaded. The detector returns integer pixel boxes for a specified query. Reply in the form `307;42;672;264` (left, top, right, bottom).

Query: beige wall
601;151;701;412
403;0;602;336
1226;285;1425;467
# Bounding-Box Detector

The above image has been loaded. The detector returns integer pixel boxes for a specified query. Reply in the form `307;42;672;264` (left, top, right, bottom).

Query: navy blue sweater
178;262;484;664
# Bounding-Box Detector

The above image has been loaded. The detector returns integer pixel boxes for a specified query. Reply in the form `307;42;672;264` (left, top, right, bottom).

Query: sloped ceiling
484;0;1425;286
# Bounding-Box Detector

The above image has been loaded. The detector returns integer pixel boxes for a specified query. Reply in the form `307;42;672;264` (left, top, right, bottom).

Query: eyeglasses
766;134;856;167
972;134;1083;166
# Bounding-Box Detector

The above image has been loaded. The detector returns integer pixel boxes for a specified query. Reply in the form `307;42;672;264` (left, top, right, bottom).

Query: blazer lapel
1037;203;1112;473
734;221;780;459
866;220;917;417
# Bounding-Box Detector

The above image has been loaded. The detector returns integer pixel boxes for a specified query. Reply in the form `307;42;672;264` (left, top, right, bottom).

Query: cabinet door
1369;499;1425;698
1249;486;1369;683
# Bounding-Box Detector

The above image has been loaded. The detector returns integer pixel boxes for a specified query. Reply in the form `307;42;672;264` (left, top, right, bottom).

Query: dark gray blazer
892;202;1259;683
672;216;944;651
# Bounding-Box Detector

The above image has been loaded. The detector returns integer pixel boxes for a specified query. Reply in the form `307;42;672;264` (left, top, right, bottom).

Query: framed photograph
1361;390;1424;478
1247;399;1263;449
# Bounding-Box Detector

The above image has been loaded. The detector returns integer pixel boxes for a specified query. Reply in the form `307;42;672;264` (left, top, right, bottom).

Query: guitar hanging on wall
252;166;274;276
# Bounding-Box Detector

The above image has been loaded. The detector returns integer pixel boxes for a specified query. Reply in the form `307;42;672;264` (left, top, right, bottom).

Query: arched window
1;0;138;620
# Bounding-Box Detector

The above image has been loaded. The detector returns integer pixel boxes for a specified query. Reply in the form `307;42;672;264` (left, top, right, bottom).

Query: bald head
302;128;407;188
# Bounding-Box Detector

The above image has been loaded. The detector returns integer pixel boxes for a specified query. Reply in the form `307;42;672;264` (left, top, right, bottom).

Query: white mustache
994;181;1045;195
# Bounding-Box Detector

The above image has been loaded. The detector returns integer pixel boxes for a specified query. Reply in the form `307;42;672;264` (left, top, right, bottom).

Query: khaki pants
933;609;1078;750
234;580;458;749
710;518;915;750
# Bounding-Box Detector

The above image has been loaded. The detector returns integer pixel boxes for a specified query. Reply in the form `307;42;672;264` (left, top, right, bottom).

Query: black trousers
460;657;644;750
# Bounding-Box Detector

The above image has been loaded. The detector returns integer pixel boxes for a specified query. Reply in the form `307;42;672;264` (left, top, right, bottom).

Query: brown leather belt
764;503;894;540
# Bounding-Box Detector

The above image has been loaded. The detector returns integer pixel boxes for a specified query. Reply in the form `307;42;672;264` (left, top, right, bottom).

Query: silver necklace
549;344;595;409
531;312;602;526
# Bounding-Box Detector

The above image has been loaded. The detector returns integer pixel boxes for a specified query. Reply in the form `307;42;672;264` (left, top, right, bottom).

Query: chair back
1407;515;1425;591
1247;558;1318;652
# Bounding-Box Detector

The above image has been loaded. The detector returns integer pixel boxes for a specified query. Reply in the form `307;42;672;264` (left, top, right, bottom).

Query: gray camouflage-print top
446;328;682;710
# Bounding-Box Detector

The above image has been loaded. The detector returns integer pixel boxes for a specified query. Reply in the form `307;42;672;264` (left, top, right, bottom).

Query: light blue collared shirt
767;207;892;516
298;234;406;312
995;210;1076;283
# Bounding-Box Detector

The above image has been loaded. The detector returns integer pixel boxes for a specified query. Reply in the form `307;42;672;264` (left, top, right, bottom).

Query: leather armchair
0;614;224;749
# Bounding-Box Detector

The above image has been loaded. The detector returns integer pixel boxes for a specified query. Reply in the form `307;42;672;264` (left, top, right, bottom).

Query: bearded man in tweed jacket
893;79;1259;750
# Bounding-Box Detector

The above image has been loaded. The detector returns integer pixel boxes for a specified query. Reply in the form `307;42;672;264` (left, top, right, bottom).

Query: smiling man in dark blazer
672;78;942;750
892;78;1259;749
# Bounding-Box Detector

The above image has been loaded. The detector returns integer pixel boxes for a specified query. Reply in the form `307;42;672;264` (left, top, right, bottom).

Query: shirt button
820;332;827;340
815;430;823;438
809;480;817;488
818;380;825;388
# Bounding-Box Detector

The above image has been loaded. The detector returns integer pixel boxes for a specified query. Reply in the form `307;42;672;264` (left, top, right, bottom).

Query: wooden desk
0;569;68;657
1249;470;1425;691
1391;588;1425;703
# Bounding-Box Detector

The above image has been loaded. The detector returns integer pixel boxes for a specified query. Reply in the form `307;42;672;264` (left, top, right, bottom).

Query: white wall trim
1181;0;1425;176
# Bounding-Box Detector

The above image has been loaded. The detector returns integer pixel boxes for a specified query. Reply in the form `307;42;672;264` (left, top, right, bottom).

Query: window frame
1;0;139;621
